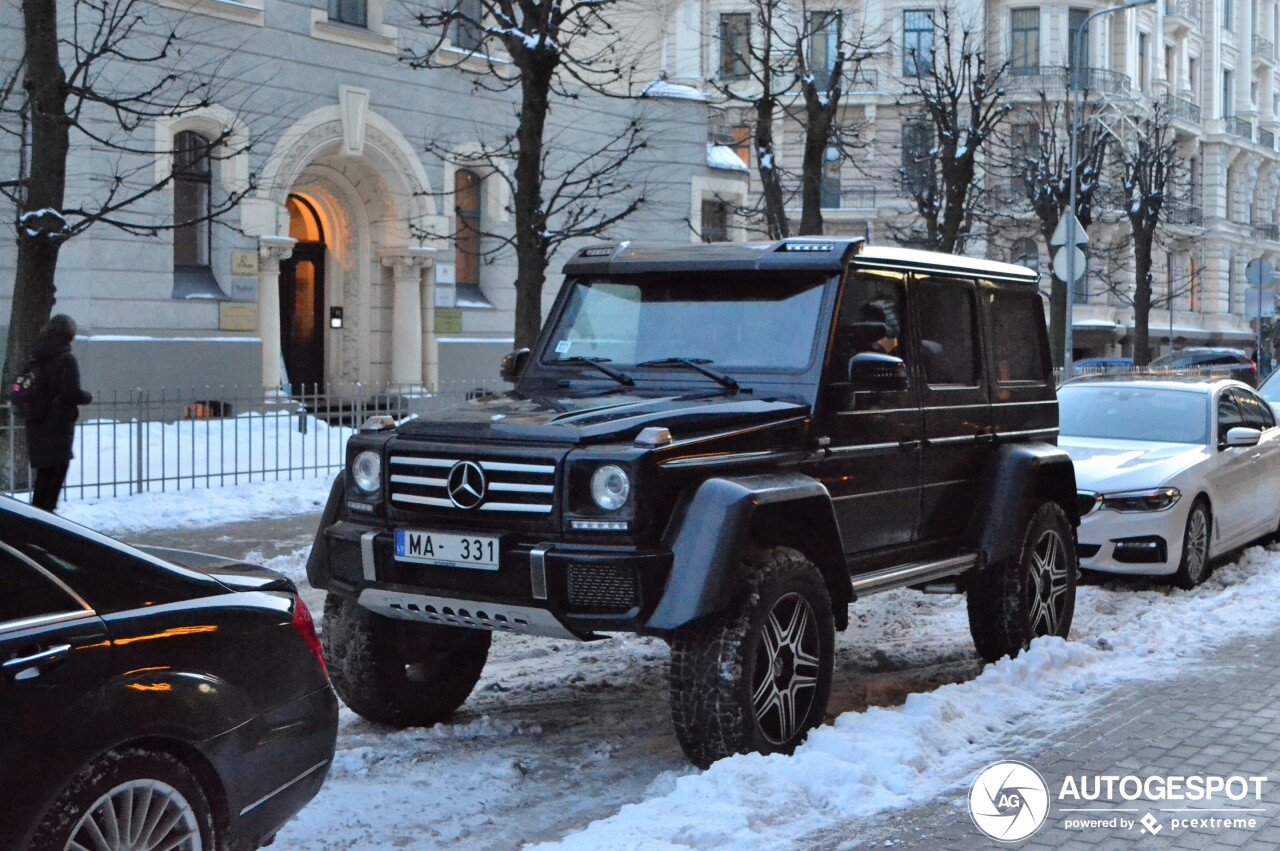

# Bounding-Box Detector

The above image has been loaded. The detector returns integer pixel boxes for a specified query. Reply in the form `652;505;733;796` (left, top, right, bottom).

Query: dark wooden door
279;242;326;391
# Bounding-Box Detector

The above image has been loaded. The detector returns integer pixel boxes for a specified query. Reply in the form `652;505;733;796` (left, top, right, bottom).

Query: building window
903;10;934;77
1223;70;1234;118
1188;56;1198;95
1138;32;1148;92
1068;8;1089;71
1010;9;1039;74
328;0;366;27
900;122;934;194
808;11;841;84
1011;237;1039;272
174;131;212;268
455;169;482;299
731;125;751;165
720;13;751;80
701;199;729;242
1010;122;1037;193
1224;0;1233;31
822;156;841;208
452;0;483;50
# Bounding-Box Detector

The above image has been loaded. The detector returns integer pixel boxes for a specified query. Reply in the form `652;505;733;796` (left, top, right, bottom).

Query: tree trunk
5;0;69;389
755;99;789;240
511;59;554;351
798;100;833;236
1132;230;1154;366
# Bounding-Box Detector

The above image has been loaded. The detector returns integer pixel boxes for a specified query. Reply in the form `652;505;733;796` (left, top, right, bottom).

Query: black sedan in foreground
1;497;337;850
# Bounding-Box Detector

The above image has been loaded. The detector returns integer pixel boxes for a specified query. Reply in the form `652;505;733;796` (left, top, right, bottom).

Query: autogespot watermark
967;762;1269;841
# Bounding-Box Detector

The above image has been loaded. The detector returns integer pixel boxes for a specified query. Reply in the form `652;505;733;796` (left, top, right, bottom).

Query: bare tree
1004;92;1111;366
2;0;252;390
1118;104;1182;365
709;2;874;237
893;6;1010;253
406;0;648;349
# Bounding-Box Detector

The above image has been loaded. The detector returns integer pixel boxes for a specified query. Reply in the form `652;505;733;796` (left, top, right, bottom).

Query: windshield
1059;385;1208;444
1260;372;1280;403
541;272;829;372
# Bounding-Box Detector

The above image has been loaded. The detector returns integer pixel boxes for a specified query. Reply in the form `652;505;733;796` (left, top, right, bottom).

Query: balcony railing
1262;128;1277;149
1165;0;1201;24
1165;201;1204;226
1004;66;1133;97
1255;35;1276;62
1253;223;1280;241
1163;93;1201;124
820;185;877;210
846;68;879;92
1230;116;1254;141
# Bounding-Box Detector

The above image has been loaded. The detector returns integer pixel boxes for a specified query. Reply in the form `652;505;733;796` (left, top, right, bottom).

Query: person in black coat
25;314;93;511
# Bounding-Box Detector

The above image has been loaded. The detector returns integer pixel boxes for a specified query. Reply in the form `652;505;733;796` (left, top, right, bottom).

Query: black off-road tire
31;748;216;851
1171;498;1211;589
967;500;1077;663
669;546;835;768
323;593;491;726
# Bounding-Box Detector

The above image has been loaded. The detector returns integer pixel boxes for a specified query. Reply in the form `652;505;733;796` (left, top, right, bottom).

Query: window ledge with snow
706;144;749;173
310;11;398;54
157;0;264;26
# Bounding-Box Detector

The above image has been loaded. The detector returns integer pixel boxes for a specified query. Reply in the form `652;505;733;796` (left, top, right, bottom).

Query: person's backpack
8;361;54;421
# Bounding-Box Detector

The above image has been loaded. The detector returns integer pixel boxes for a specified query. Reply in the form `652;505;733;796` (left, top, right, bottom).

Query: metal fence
1;379;503;502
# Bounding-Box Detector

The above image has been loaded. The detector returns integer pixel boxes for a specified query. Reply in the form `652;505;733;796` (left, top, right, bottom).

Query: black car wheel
31;748;215;851
323;593;491;726
967;501;1077;663
1171;499;1211;589
669;546;834;768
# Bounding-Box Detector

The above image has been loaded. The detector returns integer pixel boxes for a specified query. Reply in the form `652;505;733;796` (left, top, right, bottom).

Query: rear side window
914;276;980;386
986;287;1049;383
0;547;85;623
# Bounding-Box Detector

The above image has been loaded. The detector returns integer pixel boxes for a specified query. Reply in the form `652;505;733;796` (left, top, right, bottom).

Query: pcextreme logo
968;761;1051;842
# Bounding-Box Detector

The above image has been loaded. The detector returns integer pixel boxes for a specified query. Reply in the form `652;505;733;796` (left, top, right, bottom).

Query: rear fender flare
646;473;850;631
967;443;1079;569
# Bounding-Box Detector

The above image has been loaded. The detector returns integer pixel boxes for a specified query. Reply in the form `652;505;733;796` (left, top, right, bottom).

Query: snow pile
706;144;749;172
535;548;1280;850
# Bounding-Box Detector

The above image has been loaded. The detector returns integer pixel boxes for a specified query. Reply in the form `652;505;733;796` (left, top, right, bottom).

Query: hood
397;389;810;444
1060;437;1209;493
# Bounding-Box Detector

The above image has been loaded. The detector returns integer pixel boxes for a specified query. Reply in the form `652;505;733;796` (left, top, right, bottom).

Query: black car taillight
292;596;328;678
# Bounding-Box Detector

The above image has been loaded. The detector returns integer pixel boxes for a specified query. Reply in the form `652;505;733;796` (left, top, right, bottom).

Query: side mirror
848;352;908;393
1224;426;1262;448
500;348;530;383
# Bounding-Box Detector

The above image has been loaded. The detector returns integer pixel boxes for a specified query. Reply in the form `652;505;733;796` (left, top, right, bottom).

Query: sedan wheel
1172;501;1211;589
66;778;203;851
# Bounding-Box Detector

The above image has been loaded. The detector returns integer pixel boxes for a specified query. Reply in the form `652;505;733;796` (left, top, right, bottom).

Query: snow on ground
246;540;1280;851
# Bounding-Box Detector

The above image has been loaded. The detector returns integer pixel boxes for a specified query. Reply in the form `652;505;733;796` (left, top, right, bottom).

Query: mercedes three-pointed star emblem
446;460;487;509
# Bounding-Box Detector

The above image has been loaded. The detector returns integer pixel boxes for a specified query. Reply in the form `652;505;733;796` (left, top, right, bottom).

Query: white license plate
394;530;500;570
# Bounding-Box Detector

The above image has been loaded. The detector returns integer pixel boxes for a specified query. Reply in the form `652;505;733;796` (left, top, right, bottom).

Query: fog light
571;519;630;531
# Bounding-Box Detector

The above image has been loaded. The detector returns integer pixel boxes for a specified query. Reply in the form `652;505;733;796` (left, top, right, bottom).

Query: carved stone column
381;247;437;389
258;235;296;391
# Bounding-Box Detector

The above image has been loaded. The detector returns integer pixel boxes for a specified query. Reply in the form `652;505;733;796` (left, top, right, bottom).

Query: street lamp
1064;0;1158;377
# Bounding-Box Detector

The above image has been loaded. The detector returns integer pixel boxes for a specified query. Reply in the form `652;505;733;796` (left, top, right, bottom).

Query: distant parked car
1059;377;1280;588
1147;347;1257;386
1073;357;1134;374
0;498;338;851
1257;366;1280;418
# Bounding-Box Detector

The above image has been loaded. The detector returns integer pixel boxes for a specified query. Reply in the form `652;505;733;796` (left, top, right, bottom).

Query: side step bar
849;553;977;598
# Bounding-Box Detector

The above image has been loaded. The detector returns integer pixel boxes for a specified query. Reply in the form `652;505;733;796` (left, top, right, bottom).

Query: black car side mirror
848;352;908;393
500;348;530;383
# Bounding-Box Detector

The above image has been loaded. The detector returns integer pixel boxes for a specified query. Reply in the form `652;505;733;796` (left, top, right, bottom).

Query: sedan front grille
388;453;556;517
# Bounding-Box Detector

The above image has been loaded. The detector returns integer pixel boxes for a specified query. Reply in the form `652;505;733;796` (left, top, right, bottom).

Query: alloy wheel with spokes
751;592;822;745
66;779;202;851
1173;501;1211;589
1027;529;1070;638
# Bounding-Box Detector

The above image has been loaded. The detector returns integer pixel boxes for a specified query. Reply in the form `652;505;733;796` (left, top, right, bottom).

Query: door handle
3;644;71;680
976;433;997;444
899;439;922;451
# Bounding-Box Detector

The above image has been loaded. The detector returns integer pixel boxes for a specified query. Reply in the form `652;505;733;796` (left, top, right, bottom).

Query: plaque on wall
231;251;259;276
435;308;463;334
219;302;258;331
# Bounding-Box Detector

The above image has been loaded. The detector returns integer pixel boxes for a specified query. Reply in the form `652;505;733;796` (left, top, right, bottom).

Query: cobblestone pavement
803;628;1280;850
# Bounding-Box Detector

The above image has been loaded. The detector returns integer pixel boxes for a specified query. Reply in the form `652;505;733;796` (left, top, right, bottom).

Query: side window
915;276;980;386
1232;389;1276;430
0;547;84;624
835;272;910;379
1218;393;1244;443
987;287;1049;383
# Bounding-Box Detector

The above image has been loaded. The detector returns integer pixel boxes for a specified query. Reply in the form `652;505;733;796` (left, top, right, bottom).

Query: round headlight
352;450;382;494
590;464;631;511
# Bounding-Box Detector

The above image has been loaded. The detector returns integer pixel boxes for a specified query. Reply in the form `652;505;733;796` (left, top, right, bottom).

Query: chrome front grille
388;453;556;516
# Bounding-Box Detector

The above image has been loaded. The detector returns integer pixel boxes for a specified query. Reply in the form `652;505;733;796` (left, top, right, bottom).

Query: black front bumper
321;521;674;637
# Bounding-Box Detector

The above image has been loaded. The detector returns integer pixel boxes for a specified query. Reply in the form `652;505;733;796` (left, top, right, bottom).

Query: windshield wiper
557;356;634;386
636;357;740;391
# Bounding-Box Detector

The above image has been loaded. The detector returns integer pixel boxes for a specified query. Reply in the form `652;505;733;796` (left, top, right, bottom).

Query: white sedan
1058;378;1280;587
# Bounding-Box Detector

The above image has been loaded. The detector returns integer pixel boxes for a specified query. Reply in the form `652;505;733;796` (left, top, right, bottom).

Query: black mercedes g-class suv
310;238;1079;767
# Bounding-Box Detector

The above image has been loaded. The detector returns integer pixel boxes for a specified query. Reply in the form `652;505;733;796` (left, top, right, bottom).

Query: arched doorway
281;195;326;390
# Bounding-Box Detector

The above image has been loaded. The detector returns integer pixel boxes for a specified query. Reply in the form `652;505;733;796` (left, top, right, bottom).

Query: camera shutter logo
969;760;1051;841
446;461;487;509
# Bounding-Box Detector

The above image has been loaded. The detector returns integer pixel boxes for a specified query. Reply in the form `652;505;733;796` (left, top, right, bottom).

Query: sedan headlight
590;464;631;511
352;450;382;494
1101;487;1180;512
